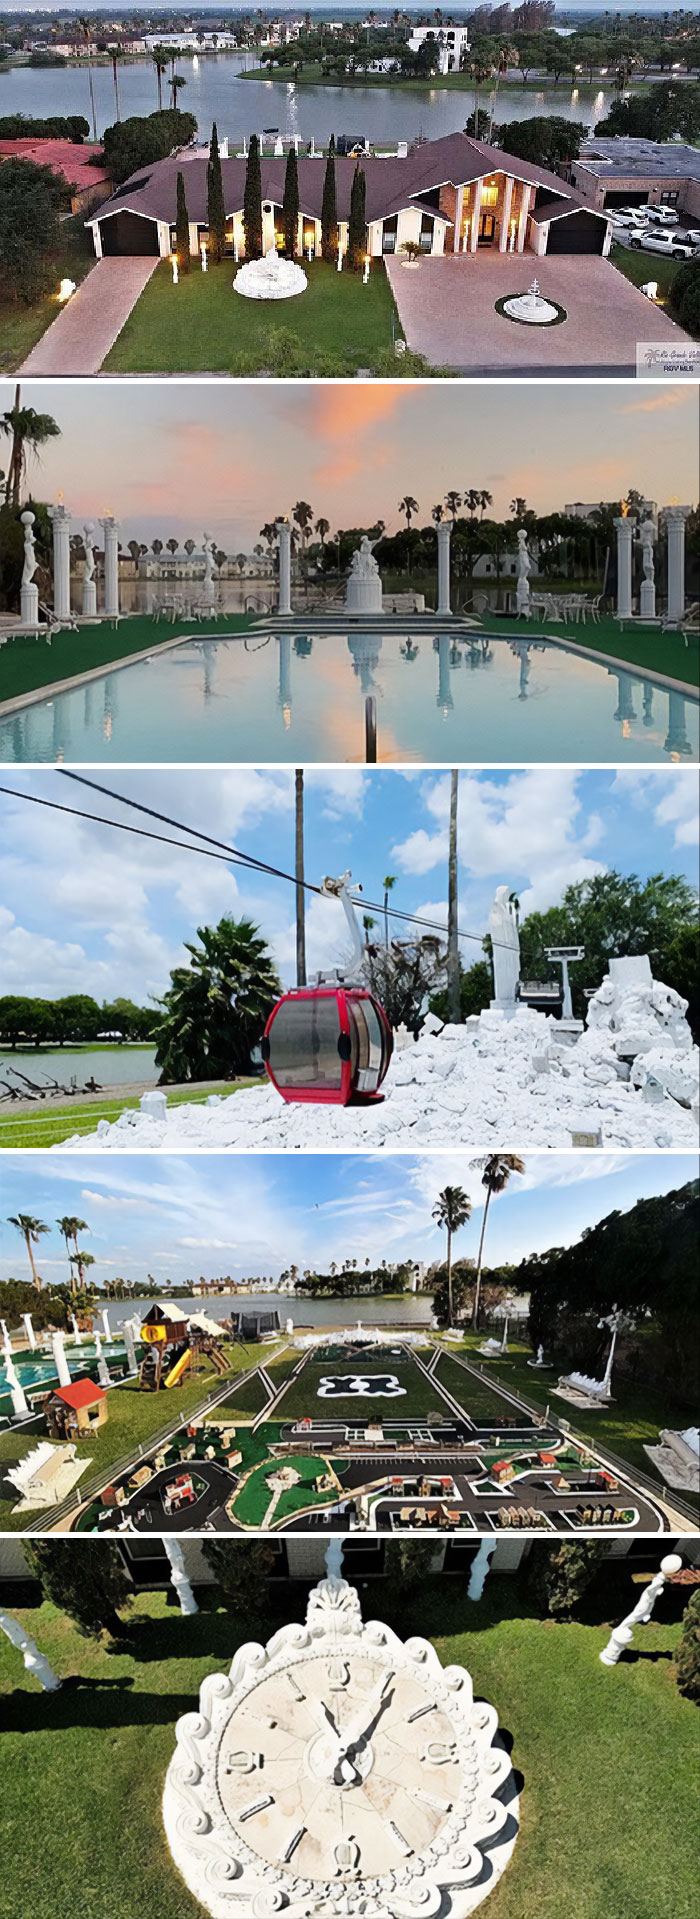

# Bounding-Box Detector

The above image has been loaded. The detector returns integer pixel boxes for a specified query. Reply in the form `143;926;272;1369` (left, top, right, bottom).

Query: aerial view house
87;132;612;263
570;138;700;221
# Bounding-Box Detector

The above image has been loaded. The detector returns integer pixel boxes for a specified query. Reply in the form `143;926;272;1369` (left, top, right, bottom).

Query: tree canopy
154;915;281;1083
101;108;197;186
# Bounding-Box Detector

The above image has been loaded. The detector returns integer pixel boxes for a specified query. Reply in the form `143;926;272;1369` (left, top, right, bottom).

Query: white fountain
345;535;384;615
502;277;561;326
234;246;308;300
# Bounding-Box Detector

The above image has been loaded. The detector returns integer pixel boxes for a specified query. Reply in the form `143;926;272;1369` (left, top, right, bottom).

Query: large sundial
163;1573;519;1919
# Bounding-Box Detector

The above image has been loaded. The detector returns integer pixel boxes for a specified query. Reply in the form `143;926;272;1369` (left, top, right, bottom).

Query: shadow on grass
0;1672;202;1734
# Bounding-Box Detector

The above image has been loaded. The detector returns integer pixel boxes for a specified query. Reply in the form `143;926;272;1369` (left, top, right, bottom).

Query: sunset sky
5;381;696;552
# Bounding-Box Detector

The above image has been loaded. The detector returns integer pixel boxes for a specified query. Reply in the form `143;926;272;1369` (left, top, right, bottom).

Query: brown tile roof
90;133;600;232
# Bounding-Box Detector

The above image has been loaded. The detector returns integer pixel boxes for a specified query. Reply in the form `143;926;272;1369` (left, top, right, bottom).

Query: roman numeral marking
239;1796;274;1821
415;1790;452;1813
407;1702;437;1722
286;1673;305;1700
280;1826;306;1864
388;1822;413;1856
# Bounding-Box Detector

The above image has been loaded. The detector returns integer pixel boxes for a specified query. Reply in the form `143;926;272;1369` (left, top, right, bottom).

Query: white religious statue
345;534;383;615
515;527;531;615
82;522;97;617
488;884;520;1011
639;516;656;620
20;510;39;624
202;532;214;594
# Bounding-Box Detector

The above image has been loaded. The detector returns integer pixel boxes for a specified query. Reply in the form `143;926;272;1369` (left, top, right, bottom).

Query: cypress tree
321;134;338;263
348;162;366;271
282;145;300;258
243;132;263;259
175;168;190;272
207;119;227;263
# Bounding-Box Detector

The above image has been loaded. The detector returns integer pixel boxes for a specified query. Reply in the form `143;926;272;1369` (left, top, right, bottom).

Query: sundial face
216;1653;463;1882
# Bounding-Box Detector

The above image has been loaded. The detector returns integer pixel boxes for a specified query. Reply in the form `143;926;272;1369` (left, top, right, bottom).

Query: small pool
1;631;697;764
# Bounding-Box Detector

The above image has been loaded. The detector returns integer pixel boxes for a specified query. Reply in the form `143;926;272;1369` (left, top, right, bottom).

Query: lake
0;1047;158;1092
104;1292;434;1334
0;53;629;145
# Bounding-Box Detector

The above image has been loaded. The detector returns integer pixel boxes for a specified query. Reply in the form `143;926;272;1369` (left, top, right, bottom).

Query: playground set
137;1305;230;1392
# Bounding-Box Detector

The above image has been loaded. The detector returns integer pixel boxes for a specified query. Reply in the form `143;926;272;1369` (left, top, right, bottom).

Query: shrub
675;1589;700;1703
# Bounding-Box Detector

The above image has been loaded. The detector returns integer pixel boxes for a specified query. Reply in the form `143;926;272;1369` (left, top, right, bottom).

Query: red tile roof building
0;138;111;213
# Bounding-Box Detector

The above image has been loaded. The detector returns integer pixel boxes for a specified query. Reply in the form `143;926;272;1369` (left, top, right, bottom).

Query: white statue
82;522;97;616
488;884;520;1008
639;516;656;619
202;532;214;593
21;510;37;588
515;528;531;614
345;536;383;615
350;534;380;579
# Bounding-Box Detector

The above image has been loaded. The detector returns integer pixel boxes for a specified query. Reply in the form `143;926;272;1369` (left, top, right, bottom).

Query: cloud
309;387;407;440
392;770;607;918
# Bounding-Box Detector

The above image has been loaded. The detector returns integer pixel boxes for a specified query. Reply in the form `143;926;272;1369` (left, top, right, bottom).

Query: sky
0;764;697;1003
0;1151;695;1289
3;382;696;553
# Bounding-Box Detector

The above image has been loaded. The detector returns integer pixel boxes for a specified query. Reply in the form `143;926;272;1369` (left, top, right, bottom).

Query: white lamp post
0;1610;62;1691
99;515;120;620
50;501;72;620
600;1553;683;1665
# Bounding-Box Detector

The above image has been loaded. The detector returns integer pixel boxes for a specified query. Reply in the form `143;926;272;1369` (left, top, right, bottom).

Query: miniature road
384;254;692;374
20;259;158;375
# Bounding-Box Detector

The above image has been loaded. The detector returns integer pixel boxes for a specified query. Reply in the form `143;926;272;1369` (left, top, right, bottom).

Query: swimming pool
1;631;697;764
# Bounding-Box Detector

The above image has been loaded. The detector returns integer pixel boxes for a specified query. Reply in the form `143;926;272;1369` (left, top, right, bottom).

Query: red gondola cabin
262;987;393;1105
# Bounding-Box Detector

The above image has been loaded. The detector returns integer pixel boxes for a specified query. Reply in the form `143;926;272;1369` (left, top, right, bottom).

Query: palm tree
56;1216;89;1291
79;16;98;141
381;874;396;948
7;1215;50;1291
362;913;376;948
110;48;122;121
314;516;330;547
399;495;419;528
432;1187;471;1326
152;44;170;110
155;916;282;1084
1;388;61;509
170;72;187;109
295;768;306;988
292;501;313;578
478;489;493;519
445;490;462;520
432;503;444;525
471;1155;525;1329
166;538;179;557
447;769;460;1022
463;488;481;521
71;1249;96;1295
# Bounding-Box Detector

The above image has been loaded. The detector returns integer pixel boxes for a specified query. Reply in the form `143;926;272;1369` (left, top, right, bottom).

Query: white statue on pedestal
488;885;520;1009
82;522;97;616
639;517;656;620
515;528;531;615
20;510;39;624
345;534;383;614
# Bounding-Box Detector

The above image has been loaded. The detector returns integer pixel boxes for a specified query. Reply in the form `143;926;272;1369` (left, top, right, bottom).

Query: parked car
644;205;680;227
629;229;696;257
613;207;647;227
682;230;700;248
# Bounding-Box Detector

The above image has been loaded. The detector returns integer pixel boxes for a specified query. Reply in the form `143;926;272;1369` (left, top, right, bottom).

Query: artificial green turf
276;1349;449;1423
102;257;399;373
0;1082;255;1150
232;1450;336;1526
214;1372;269;1419
483;611;699;690
0;1346;262;1532
445;1333;699;1507
435;1349;527;1424
0;612;251;707
0;1576;697;1919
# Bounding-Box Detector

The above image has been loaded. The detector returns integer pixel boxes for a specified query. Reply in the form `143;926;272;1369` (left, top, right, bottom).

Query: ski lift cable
0;776;548;962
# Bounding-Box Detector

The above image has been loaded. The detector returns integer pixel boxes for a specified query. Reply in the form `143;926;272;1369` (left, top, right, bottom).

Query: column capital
663;503;691;525
49;501;71;527
613;515;634;535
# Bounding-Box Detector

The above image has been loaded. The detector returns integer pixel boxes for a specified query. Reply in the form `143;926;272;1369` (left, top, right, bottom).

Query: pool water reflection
1;631;697;765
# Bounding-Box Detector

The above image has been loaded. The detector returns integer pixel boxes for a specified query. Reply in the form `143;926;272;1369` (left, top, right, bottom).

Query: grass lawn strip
0;1582;697;1919
435;1350;532;1424
0;1345;263;1532
231;1449;339;1527
483;612;699;692
0;1081;256;1150
0;612;251;709
276;1346;450;1423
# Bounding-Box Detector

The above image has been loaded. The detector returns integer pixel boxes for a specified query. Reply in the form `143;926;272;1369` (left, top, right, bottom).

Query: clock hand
335;1672;395;1762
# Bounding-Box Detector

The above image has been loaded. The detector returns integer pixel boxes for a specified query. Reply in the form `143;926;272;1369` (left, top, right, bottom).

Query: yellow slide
164;1346;192;1389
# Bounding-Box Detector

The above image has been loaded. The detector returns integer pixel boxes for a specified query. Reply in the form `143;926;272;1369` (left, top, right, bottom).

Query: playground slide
164;1346;192;1389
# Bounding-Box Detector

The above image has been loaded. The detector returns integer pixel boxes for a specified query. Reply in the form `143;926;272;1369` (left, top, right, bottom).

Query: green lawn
483;610;698;690
444;1334;699;1504
0;222;94;375
610;242;698;336
0;612;251;709
0;1347;262;1532
277;1348;449;1422
103;257;400;374
232;1450;337;1526
435;1349;528;1424
0;1576;697;1919
0;1081;256;1150
213;1372;269;1420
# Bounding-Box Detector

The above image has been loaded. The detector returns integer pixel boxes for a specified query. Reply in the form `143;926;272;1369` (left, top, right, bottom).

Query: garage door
100;211;159;256
547;212;606;255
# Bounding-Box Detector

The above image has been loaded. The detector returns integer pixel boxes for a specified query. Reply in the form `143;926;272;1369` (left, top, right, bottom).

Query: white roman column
436;520;453;617
5;1351;30;1420
101;1309;111;1342
51;1331;71;1389
50;502;72;619
276;519;292;616
22;1313;36;1351
600;1553;683;1666
614;515;634;618
469;177;483;253
499;174;514;252
163;1538;199;1615
99;515;120;619
517;182;533;253
0;1610;62;1691
665;505;690;622
453;183;464;253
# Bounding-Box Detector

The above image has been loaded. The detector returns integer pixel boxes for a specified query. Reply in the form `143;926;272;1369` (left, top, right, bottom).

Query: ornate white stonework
163;1574;519;1919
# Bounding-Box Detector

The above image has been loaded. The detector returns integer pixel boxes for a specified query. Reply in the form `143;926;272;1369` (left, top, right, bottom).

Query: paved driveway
20;257;158;375
385;253;692;374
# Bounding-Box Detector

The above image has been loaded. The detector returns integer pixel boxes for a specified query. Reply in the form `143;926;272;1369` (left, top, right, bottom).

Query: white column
436;520;452;617
22;1313;36;1351
453;183;464;253
469;177;482;252
20;511;39;625
51;1331;71;1389
100;515;120;619
163;1538;199;1615
0;1610;62;1691
467;1538;496;1601
600;1553;683;1666
0;1319;11;1355
70;1313;83;1346
5;1352;30;1420
50;503;72;619
665;506;690;622
94;1331;110;1388
101;1309;111;1342
614;516;634;618
499;174;514;252
276;519;292;616
517;182;533;253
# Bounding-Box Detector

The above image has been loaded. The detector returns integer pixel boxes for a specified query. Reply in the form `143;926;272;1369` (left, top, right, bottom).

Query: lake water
2;632;696;766
104;1292;434;1334
0;1048;158;1091
0;53;627;145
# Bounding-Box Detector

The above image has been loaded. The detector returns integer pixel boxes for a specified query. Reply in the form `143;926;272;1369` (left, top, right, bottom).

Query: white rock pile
58;956;698;1152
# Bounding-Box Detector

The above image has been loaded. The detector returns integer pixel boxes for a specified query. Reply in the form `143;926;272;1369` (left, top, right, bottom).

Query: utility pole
447;768;460;1022
295;767;306;988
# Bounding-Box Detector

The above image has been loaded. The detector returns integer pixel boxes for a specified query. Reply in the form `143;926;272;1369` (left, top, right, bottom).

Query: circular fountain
234;247;308;301
498;277;565;327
